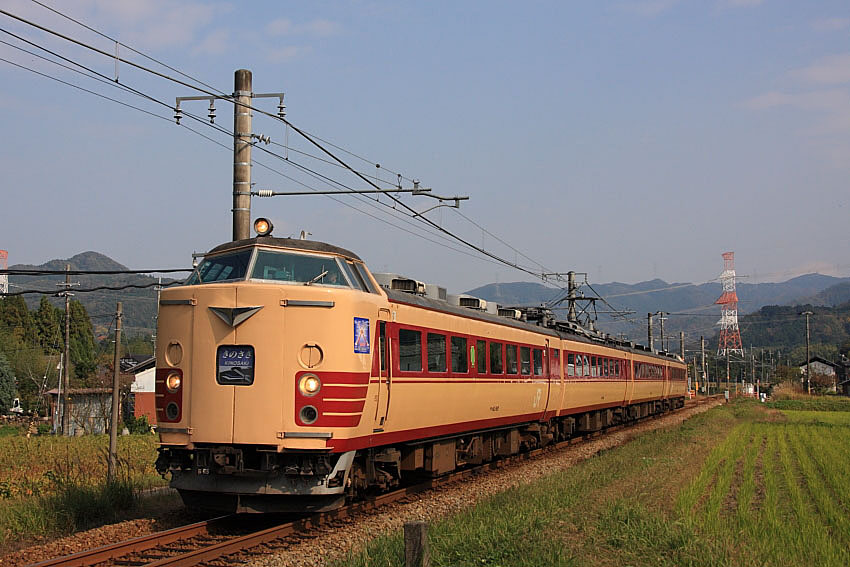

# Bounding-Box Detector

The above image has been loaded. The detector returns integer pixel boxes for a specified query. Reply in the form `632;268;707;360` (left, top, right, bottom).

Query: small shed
129;357;157;425
46;388;112;435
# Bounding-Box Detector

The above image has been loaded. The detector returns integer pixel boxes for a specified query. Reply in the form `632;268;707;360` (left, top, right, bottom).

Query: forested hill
9;251;183;338
737;302;850;352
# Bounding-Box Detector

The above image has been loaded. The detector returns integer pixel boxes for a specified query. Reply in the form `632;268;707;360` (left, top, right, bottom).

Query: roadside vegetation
336;399;850;566
0;429;165;549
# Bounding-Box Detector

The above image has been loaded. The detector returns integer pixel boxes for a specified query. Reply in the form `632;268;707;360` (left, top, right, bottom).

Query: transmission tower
716;251;743;356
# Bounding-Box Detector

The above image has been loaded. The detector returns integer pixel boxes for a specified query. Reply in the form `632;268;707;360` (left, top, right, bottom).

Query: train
154;219;687;513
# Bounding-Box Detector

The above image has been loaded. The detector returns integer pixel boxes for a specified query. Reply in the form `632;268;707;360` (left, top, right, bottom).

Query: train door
542;339;560;421
537;339;553;420
372;311;392;431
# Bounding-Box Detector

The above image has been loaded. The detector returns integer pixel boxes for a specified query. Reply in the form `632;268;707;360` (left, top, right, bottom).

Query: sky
1;0;849;295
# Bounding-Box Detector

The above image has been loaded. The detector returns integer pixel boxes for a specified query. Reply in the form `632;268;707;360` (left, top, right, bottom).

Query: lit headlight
298;374;321;396
166;372;182;393
254;217;273;237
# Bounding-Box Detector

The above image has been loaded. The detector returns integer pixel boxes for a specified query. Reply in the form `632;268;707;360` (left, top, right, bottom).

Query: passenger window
428;333;446;372
591;356;597;377
506;345;518;374
552;350;561;378
533;349;543;376
451;337;468;373
567;353;575;377
477;340;487;374
520;346;531;375
398;329;422;372
379;321;386;371
604;359;609;377
490;342;504;374
583;355;590;377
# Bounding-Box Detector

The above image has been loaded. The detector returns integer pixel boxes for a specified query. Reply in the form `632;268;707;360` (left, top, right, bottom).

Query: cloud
745;89;850;133
791;53;850;85
265;18;340;38
265;46;312;63
192;29;229;56
811;17;850;32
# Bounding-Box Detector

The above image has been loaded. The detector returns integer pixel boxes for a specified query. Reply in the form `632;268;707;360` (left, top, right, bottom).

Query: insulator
208;101;216;124
278;101;286;119
257;189;274;197
174;106;182;125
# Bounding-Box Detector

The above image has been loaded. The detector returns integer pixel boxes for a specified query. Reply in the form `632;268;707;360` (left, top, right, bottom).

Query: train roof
206;237;363;262
385;288;683;365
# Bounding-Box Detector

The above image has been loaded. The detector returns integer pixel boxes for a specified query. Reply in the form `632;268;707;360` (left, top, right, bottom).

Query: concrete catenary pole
647;313;654;352
802;311;813;395
108;302;122;483
700;336;707;395
233;69;253;241
567;271;577;323
61;264;71;436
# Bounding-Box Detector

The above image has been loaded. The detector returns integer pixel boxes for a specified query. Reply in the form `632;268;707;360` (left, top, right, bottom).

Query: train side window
343;261;367;291
477;339;487;374
353;263;380;294
590;356;597;377
604;359;609;378
490;342;504;374
451;336;468;373
506;345;518;374
520;346;531;375
583;355;590;377
552;350;561;378
616;360;620;377
428;333;447;372
567;353;575;377
398;329;422;372
532;349;543;376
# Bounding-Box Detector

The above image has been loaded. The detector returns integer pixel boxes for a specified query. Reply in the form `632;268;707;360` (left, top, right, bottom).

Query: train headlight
166;372;182;393
298;374;321;397
300;405;318;424
254;217;273;237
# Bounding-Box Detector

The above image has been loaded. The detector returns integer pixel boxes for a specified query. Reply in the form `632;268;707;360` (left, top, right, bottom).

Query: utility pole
802;311;813;395
700;336;707;396
175;69;285;242
657;311;667;351
57;264;78;436
647;313;654;351
108;302;122;483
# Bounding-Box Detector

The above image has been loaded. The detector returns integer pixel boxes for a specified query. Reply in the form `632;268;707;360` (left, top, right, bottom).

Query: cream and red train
154;229;687;513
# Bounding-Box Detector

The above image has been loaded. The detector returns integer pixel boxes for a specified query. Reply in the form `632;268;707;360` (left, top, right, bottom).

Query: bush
124;416;153;435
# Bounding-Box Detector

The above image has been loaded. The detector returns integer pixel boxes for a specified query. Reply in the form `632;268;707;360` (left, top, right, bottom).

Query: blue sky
1;0;848;293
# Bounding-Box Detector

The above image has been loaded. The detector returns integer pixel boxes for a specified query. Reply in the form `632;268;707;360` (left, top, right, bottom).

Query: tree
0;352;15;413
33;296;62;352
0;296;37;346
68;300;96;380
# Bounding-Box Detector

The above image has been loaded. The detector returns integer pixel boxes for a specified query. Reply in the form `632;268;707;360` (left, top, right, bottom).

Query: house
128;357;157;425
46;388;112;435
799;356;849;395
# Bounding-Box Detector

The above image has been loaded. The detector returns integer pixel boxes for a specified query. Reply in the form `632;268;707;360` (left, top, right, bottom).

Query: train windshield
250;250;350;287
186;251;252;285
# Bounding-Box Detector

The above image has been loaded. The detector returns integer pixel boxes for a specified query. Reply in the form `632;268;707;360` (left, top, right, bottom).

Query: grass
0;431;166;548
334;400;850;567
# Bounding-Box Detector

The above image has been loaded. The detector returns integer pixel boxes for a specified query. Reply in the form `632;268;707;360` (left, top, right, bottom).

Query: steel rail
26;516;233;567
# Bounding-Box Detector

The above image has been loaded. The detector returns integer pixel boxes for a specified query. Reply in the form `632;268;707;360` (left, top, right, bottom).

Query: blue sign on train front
354;317;370;354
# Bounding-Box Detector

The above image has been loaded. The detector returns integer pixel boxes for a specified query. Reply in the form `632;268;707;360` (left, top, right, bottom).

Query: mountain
9;252;180;340
466;274;850;348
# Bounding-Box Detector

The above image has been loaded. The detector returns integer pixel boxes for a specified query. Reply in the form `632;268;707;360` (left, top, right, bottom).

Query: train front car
154;236;384;513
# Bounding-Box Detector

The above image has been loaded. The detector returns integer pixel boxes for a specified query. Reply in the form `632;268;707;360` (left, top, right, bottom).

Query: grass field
0;431;165;548
335;400;850;567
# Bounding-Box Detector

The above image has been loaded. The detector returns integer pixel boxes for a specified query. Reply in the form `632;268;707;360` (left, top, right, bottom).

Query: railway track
29;396;722;567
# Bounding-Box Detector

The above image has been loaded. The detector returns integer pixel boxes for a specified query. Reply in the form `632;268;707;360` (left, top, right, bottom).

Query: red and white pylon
716;251;743;356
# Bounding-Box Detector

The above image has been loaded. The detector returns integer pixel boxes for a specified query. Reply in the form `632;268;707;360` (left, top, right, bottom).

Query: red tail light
156;368;183;422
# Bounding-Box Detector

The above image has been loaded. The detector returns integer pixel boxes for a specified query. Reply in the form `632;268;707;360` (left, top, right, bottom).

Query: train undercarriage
156;397;685;513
